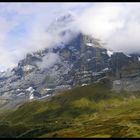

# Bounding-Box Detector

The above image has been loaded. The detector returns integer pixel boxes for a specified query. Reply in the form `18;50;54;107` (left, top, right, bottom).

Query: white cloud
75;3;140;53
0;3;79;70
76;3;124;39
0;3;140;70
36;52;60;70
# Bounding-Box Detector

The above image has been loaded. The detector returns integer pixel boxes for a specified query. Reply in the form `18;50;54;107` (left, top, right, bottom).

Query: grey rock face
3;12;140;108
0;33;111;107
0;30;140;108
113;77;140;91
110;52;139;78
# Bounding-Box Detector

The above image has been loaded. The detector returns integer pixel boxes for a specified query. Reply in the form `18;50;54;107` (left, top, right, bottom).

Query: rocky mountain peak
0;19;140;108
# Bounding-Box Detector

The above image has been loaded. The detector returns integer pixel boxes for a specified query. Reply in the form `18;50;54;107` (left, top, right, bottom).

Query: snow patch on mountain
138;56;140;61
29;93;34;100
17;92;25;97
23;65;35;72
107;50;113;57
86;43;93;47
26;87;35;93
102;67;109;72
125;54;131;58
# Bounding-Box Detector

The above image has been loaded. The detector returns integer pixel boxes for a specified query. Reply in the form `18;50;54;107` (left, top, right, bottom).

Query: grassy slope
0;78;140;138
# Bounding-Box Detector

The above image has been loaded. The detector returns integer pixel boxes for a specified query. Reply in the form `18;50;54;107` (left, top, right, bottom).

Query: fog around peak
0;3;140;70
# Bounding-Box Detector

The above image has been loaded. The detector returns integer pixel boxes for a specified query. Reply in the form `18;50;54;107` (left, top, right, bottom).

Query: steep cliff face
110;52;140;78
0;13;140;108
13;33;111;91
0;32;110;108
1;31;140;109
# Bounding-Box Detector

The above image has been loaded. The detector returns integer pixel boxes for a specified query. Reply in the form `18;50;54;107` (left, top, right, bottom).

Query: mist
75;3;140;53
1;3;140;70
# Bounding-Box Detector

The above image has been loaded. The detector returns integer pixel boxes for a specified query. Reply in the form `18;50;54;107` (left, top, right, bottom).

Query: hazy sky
0;2;140;70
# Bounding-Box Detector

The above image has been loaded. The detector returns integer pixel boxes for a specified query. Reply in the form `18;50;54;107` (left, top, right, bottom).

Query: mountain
0;13;140;138
0;13;140;109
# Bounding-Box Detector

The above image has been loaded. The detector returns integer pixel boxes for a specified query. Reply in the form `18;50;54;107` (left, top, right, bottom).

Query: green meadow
0;78;140;138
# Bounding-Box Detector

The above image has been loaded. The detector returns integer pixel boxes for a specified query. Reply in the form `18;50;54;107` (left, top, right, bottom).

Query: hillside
0;78;140;138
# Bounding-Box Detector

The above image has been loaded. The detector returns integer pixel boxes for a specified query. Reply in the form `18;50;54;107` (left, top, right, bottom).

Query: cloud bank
0;3;140;70
76;3;140;53
0;3;92;70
